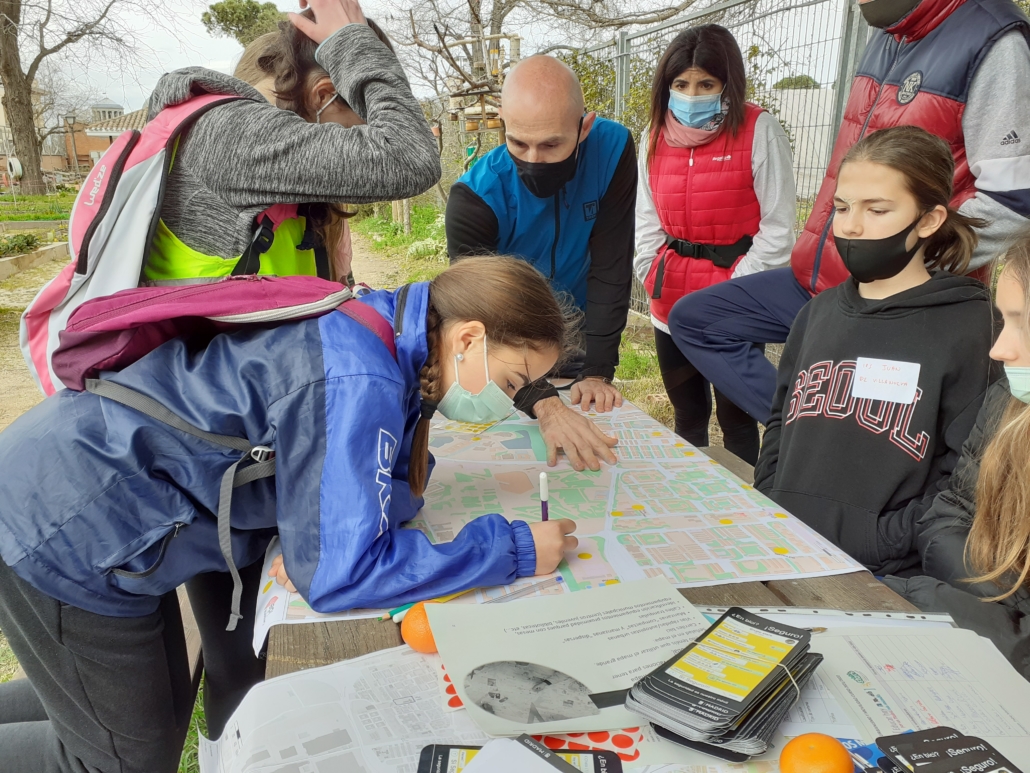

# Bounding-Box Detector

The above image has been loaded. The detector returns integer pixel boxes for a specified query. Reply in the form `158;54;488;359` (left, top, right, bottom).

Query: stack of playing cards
874;727;1023;773
624;608;822;760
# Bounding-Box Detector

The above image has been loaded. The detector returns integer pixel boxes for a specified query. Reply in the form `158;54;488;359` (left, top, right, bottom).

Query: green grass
354;204;448;284
0;192;75;221
614;324;675;430
179;687;208;773
0;632;19;682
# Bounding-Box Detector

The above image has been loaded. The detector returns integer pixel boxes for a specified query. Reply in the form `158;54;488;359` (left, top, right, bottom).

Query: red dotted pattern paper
530;728;645;763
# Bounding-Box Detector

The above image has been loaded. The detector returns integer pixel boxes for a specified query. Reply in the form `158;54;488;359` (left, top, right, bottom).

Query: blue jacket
446;117;636;382
0;283;536;617
451;117;630;308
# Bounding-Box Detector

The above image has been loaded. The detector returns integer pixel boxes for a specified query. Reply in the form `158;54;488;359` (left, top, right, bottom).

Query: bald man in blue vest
446;56;637;471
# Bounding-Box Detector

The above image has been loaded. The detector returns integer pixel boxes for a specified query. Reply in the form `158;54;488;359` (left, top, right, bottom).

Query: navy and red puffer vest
792;0;1029;295
644;103;764;324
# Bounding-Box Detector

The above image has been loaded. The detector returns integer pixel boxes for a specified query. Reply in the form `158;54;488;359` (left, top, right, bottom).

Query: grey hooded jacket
146;23;440;261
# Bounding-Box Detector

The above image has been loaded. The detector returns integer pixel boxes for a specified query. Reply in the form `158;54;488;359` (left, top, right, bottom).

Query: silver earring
456;353;464;361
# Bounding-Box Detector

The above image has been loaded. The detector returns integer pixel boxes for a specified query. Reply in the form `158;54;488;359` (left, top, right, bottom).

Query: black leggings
186;559;268;737
0;557;266;773
654;327;760;465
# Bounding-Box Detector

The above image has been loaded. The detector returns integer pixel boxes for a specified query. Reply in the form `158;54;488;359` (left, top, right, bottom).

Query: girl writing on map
884;234;1030;680
754;126;997;576
168;17;402;734
0;257;578;772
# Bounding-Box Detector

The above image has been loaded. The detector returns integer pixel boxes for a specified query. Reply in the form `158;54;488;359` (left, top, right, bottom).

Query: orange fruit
401;601;438;654
779;733;853;773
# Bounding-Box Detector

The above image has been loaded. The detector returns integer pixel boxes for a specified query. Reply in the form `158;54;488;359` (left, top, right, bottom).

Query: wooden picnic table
266;444;917;678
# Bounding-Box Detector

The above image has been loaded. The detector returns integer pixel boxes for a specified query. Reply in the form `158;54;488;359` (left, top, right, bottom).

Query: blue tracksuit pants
667;267;814;425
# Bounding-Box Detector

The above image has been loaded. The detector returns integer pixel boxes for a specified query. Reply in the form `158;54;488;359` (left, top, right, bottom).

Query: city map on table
252;400;863;654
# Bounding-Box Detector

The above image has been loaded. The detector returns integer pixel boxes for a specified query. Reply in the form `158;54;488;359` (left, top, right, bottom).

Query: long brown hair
967;235;1030;600
646;24;746;169
233;15;394;277
839;126;987;275
408;257;577;496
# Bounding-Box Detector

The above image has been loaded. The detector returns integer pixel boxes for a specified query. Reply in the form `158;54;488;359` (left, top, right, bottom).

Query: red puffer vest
644;103;764;324
792;0;1029;295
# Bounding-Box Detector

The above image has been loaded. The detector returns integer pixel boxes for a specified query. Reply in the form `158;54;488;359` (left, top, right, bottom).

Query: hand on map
291;0;366;43
534;396;618;471
529;519;578;574
570;377;624;413
268;553;297;593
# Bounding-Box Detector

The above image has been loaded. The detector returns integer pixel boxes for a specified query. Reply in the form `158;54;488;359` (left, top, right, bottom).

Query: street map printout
252;401;863;653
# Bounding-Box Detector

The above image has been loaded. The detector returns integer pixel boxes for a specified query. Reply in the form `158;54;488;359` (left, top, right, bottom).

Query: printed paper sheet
198;647;490;773
814;627;1030;763
253;401;864;654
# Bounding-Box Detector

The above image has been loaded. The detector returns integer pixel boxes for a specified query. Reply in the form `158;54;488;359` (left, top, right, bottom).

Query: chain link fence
568;0;868;315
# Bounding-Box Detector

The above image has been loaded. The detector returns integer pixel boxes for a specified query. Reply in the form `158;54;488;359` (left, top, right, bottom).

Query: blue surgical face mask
668;89;724;129
437;336;516;424
1004;364;1030;403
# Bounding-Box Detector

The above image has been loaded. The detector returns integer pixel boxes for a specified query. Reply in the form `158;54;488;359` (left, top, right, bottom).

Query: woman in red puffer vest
634;24;796;464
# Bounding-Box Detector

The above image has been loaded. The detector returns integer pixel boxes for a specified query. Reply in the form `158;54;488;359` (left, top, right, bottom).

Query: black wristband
513;381;560;419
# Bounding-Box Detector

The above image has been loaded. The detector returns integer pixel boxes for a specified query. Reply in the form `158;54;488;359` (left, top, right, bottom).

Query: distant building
91;98;124;124
83;108;148;163
64;98;147;172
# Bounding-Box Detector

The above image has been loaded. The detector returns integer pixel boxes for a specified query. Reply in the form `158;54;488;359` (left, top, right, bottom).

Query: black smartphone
417;743;624;773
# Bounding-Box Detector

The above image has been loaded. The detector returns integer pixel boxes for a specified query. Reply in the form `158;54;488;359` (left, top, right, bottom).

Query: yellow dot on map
578;553;593;560
684;451;695;456
263;581;273;594
611;510;624;517
607;579;620;585
472;436;481;441
741;485;753;490
709;459;719;465
674;443;686;448
652;431;662;437
773;547;789;555
719;519;733;525
774;512;789;519
632;504;645;511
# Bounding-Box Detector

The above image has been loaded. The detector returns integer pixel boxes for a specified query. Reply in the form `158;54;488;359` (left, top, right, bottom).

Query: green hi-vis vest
144;212;328;284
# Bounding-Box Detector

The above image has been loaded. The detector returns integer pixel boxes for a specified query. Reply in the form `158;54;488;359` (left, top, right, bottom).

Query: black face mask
509;117;584;199
834;218;926;283
859;0;922;28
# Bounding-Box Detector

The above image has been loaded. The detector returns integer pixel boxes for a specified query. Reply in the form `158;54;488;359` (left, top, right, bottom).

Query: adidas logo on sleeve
1002;130;1021;146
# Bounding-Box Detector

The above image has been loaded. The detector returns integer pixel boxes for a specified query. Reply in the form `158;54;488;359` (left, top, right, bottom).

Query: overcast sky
77;1;289;111
66;0;589;111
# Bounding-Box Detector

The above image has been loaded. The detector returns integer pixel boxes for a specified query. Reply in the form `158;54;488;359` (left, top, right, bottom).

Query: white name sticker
851;357;921;404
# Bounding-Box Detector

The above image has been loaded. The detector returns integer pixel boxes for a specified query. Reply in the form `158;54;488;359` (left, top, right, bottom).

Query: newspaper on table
198;646;489;773
253;400;865;654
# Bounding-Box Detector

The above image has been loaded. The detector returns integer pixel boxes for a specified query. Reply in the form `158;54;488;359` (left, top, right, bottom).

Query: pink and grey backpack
20;93;327;395
50;275;395;391
51;275;396;632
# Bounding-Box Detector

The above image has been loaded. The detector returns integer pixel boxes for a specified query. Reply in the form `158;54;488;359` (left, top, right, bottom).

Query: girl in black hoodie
755;126;997;575
883;234;1030;680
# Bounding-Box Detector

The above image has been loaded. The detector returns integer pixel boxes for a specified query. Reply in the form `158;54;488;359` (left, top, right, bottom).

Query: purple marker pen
539;472;549;522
